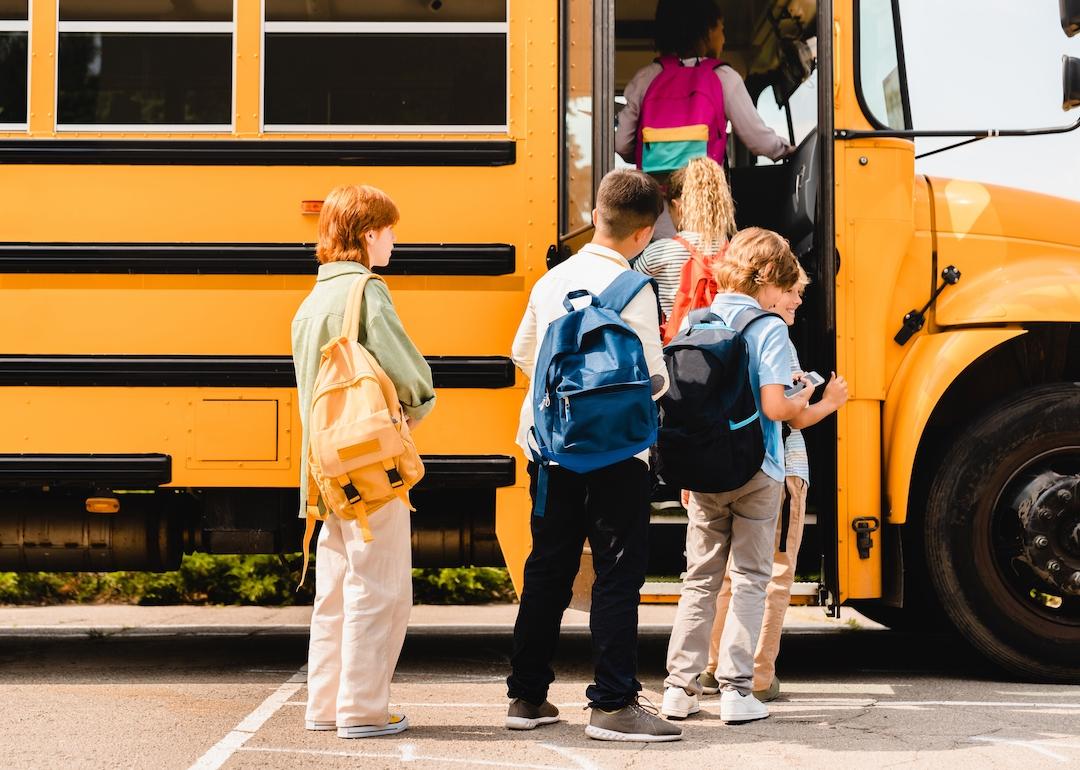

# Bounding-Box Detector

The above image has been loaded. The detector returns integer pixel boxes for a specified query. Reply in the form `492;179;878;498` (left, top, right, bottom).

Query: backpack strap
673;234;726;263
730;305;783;335
687;307;721;327
597;270;654;314
340;273;382;340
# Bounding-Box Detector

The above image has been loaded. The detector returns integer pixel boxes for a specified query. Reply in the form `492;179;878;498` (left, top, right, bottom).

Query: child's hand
822;372;849;408
795;374;816;404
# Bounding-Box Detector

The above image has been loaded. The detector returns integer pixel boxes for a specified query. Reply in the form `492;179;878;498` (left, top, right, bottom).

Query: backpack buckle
386;467;404;488
341;481;363;505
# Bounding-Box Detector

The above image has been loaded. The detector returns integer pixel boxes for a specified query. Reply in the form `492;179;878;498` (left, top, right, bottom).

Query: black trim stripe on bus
0;140;516;166
0;243;515;276
0;355;516;389
0;453;515;489
0;454;173;487
418;455;516;488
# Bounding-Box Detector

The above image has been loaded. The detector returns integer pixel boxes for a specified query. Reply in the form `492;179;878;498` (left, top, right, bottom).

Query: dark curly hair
654;0;723;58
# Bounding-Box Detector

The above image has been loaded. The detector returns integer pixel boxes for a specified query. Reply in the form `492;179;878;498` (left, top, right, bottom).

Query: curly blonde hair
667;156;736;245
714;227;801;297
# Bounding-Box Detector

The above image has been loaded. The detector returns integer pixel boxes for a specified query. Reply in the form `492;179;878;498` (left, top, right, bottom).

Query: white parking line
969;735;1072;762
239;745;579;769
187;666;307;770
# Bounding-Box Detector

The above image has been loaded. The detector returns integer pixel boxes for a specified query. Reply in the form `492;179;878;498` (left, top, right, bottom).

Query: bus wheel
925;384;1080;682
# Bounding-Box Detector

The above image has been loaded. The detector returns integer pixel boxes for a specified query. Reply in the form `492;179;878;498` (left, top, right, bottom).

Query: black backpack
656;306;782;493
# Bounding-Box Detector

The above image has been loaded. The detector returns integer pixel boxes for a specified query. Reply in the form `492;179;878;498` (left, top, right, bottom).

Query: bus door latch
852;516;880;560
893;265;961;345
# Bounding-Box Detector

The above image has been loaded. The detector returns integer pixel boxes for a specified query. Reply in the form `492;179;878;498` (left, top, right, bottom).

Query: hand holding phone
785;370;825;398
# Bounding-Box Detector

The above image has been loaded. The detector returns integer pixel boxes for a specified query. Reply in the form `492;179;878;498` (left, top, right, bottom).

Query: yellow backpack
300;274;424;584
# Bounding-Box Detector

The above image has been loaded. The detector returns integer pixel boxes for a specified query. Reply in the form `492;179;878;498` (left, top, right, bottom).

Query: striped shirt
631;231;726;317
785;340;810;484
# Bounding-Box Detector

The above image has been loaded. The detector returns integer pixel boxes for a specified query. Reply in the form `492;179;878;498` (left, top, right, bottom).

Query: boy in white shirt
505;169;680;743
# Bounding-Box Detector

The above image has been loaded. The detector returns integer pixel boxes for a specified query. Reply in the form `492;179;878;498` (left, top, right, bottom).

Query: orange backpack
661;236;727;344
300;274;425;584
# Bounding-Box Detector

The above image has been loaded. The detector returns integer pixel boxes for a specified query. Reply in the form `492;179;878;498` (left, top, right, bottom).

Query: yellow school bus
2;1;1079;682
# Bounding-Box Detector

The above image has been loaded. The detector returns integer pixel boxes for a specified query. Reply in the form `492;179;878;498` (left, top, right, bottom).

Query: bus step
639;580;824;606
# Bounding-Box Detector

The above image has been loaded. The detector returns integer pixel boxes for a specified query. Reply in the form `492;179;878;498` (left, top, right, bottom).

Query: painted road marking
239;745;582;769
187;666;307;770
969;735;1080;763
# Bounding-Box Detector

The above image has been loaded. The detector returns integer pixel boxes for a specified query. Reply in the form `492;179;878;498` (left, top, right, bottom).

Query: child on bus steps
291;185;435;739
631;155;736;326
661;228;812;724
699;265;849;703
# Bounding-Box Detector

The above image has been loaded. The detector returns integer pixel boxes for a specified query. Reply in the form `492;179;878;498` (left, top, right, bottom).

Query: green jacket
291;261;436;516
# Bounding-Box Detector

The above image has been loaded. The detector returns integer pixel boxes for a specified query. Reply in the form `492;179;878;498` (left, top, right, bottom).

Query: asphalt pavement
1;604;1078;769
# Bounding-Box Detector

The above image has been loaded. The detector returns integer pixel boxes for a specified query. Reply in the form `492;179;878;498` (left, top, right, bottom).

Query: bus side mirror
1063;0;1080;37
1064;56;1080;110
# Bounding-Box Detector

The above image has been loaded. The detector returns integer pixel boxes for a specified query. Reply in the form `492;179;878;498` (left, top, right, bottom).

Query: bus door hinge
852;516;880;560
893;265;961;345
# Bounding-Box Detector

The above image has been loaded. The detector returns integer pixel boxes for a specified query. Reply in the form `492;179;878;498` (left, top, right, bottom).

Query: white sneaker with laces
660;686;700;720
337;714;409;738
719;689;769;724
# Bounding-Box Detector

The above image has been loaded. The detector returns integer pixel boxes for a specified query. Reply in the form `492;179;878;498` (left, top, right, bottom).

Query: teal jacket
291;261;436;516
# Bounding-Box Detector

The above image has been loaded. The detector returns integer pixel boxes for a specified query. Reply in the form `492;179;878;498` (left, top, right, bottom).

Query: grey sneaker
505;698;560;730
585;697;683;742
699;670;720;695
753;677;780;703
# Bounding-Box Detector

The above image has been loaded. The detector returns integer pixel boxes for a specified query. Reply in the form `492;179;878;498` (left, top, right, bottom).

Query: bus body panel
883;328;1027;525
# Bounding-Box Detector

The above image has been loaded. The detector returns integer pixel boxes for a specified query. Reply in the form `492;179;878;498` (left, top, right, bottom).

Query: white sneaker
719;689;769;724
337;714;409;738
305;719;336;731
660;686;700;720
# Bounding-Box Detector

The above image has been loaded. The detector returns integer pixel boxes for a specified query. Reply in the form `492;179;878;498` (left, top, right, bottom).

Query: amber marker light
301;200;324;215
85;497;120;514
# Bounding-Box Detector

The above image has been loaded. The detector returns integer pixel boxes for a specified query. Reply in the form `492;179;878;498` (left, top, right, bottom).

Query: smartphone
785;371;825;397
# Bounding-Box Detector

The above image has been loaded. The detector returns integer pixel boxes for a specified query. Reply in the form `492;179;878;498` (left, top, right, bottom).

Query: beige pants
707;476;808;691
665;471;782;695
305;499;412;727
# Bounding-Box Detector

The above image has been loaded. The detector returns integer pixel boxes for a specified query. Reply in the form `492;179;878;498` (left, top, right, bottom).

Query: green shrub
0;555;515;606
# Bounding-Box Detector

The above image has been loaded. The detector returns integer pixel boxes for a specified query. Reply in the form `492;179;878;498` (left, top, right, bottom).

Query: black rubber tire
924;383;1080;682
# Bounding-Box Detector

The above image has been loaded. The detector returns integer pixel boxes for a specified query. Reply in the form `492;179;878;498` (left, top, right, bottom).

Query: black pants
506;458;651;710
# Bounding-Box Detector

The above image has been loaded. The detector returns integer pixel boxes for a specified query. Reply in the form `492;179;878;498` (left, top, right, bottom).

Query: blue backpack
530;271;659;484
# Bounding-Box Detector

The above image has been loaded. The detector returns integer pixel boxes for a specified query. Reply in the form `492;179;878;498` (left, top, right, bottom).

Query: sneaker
719;689;769;724
337;714;409;738
505;698;560;730
699;670;720;695
753;677;780;703
660;686;700;720
585;697;683;742
305;719;336;731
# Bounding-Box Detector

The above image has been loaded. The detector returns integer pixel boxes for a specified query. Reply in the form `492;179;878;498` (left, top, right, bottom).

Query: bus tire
924;383;1080;682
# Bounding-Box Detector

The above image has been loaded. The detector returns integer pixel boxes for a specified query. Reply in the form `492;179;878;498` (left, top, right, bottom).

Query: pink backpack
636;56;727;174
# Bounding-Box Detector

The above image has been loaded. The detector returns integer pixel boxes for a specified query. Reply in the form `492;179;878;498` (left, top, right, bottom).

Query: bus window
755;85;792;165
788;68;818;145
0;0;27;129
562;0;596;236
56;0;233;129
856;0;910;130
263;0;508;131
